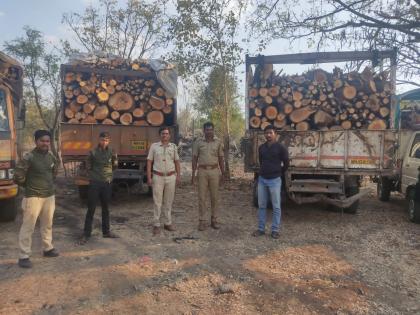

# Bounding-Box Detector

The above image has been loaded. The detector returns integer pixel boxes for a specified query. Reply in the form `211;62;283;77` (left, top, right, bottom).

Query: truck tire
343;186;359;214
0;197;17;222
407;190;420;224
377;177;391;202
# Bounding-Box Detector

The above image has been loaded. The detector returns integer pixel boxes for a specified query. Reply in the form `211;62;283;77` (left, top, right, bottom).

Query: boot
211;217;220;230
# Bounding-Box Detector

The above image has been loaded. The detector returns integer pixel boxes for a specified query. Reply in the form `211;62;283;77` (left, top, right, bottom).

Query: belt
153;170;176;177
198;164;218;170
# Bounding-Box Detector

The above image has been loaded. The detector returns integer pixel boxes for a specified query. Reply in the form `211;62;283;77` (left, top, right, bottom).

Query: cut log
379;107;390;118
120;113;133;125
296;121;310;131
250;116;261;129
249;88;258;98
314;110;333;126
81;115;97;124
341;121;352;130
277;113;286;121
149;96;165;110
133;120;149;126
76;94;88;104
265;106;278;120
156;87;165;97
367;94;380;112
165;98;174;106
97;91;110;103
64;90;74;99
68;118;80;124
289;107;316;123
83;102;96;114
254;107;262;117
264;96;273;104
133;108;145;118
69;101;81;113
269;86;280;97
102;118;115;125
314;69;328;83
106;85;116;95
162;106;172;114
260;121;271;130
64;108;75;119
368;119;387;130
273;118;286;129
111;111;120;121
284;103;294;115
294;101;302;109
146;111;164;126
259;88;268;97
342;85;357;100
75;112;86;121
93;105;109;120
262;64;273;81
109;92;134;111
292;91;303;101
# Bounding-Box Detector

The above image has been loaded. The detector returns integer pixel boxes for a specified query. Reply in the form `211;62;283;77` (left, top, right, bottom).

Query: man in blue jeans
253;125;289;239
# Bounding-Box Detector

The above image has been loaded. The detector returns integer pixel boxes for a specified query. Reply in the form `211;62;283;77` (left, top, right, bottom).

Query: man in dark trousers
79;132;118;244
14;130;60;268
253;125;289;239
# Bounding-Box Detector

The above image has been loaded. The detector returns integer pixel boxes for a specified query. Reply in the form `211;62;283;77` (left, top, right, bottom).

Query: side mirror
415;148;420;159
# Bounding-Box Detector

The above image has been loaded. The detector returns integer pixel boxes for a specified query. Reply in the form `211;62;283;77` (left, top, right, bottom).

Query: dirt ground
0;162;420;315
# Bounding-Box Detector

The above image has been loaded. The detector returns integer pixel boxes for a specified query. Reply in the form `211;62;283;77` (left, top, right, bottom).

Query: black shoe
43;248;60;257
271;231;280;239
18;258;32;268
78;235;90;245
252;230;265;237
103;231;119;238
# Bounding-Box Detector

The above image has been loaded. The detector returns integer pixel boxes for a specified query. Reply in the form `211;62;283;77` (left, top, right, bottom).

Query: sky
0;0;412;110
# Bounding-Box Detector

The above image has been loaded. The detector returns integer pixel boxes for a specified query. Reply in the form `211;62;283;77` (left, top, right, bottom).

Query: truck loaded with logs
60;54;177;197
244;50;399;213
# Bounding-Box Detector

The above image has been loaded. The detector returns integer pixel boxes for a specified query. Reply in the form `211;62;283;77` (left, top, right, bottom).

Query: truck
377;88;420;223
244;50;398;213
0;52;24;221
60;55;177;197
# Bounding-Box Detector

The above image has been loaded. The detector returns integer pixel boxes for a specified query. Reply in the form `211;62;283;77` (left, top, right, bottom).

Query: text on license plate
131;140;147;150
350;159;374;164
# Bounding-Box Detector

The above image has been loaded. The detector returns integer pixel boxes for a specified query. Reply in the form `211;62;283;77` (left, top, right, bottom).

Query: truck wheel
377;177;391;201
0;197;18;222
343;186;359;214
78;185;88;200
407;190;420;223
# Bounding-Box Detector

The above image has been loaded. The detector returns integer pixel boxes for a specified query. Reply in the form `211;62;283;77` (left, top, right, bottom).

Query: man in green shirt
14;130;60;268
80;132;118;244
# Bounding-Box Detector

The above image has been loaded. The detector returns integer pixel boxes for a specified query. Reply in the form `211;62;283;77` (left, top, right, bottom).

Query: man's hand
147;177;152;187
176;174;181;186
191;174;195;185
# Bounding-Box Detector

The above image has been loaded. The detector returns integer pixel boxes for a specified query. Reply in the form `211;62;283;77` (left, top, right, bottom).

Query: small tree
4;27;64;159
63;0;169;59
170;0;245;178
248;0;420;87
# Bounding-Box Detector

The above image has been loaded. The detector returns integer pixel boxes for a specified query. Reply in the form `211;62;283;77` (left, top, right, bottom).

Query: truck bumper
290;188;370;208
0;184;18;200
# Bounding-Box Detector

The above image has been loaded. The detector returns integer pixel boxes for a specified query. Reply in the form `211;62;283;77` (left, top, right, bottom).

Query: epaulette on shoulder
23;152;33;161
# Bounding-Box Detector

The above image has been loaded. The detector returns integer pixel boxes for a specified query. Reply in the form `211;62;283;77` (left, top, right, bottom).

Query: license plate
131;140;147;150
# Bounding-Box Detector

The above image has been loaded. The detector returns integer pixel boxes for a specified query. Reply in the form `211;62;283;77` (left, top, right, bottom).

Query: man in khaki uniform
13;130;60;268
192;122;225;231
147;127;180;236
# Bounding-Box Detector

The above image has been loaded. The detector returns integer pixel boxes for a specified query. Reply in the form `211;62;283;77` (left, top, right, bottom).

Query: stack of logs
248;65;392;131
62;60;174;126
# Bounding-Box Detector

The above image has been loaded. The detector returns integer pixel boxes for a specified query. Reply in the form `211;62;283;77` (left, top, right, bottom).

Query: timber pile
62;60;174;126
248;65;392;131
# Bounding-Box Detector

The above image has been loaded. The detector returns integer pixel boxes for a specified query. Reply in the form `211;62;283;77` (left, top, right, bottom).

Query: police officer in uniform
147;127;181;236
192;122;225;231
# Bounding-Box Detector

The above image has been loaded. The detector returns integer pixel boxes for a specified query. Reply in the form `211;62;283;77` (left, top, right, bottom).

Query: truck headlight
0;170;6;180
7;169;14;179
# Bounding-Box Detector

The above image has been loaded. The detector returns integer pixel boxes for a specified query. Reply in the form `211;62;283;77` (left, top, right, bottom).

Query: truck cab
0;52;24;221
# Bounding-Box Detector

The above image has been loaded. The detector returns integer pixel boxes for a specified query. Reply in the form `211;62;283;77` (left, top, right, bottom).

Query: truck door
402;132;420;194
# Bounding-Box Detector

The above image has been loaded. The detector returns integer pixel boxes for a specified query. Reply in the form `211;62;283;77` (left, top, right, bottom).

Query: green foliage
192;66;244;142
4;26;64;158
